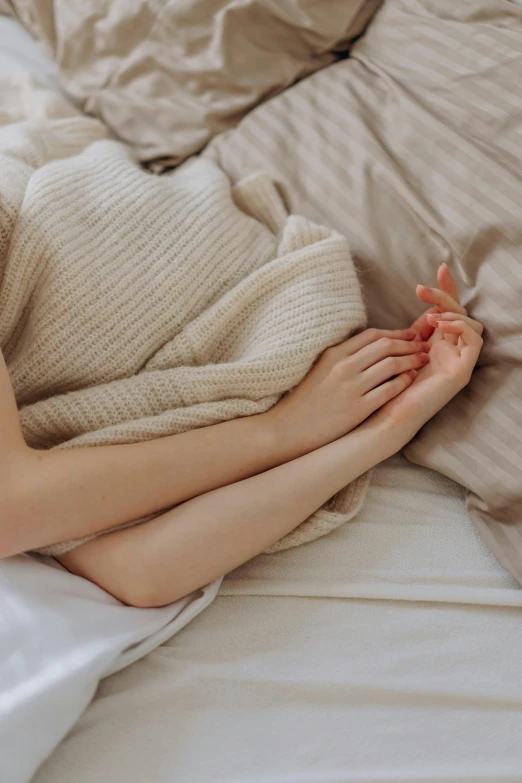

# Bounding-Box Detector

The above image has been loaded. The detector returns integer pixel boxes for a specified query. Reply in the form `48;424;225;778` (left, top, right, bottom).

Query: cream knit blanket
0;75;369;557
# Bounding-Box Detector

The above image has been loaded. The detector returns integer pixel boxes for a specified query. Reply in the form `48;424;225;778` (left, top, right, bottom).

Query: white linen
0;555;219;783
33;457;522;783
0;16;58;89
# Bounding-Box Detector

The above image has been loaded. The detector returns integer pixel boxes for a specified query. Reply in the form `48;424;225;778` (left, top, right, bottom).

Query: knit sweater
0;75;370;557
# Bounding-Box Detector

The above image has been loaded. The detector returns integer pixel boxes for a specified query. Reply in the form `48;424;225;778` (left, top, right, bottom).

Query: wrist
378;415;421;452
381;375;461;445
255;407;294;466
259;406;308;465
346;411;406;463
371;414;410;456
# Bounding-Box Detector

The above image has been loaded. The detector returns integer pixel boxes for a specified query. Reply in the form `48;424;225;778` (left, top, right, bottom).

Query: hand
375;266;483;439
267;327;431;453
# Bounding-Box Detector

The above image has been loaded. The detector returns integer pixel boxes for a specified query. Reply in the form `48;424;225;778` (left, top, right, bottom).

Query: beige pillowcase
204;0;522;582
3;0;382;162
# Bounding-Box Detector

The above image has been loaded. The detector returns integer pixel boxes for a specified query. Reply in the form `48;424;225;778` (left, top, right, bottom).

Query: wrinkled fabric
3;0;382;161
0;554;220;783
205;0;522;584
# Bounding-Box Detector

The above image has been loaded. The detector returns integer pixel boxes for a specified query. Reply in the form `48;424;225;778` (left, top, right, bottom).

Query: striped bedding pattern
206;0;522;581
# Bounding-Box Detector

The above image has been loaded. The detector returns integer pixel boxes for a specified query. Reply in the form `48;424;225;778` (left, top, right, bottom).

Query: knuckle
367;328;379;341
387;377;403;396
404;339;417;352
373;390;387;407
330;357;349;379
379;337;393;352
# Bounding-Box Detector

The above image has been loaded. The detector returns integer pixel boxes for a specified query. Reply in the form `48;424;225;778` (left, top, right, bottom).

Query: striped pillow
206;0;522;581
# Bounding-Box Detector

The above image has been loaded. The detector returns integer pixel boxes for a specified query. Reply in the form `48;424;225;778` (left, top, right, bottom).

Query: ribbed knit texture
0;75;369;557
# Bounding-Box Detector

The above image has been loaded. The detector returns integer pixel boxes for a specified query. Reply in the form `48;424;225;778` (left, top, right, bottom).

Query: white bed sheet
34;456;522;783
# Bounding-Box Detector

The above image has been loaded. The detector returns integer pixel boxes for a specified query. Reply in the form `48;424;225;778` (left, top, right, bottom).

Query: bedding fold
1;0;383;161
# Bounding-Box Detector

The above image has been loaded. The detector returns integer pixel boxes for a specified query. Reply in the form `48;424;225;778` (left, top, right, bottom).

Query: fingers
360;351;429;392
411;264;462;341
436;319;483;383
410;306;439;341
427;311;483;336
437;263;460;302
353;336;431;371
339;327;416;357
363;369;417;412
416;284;467;316
435;319;483;350
436;266;460;346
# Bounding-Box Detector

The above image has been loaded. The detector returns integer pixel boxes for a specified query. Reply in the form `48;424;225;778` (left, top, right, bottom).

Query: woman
0;265;483;607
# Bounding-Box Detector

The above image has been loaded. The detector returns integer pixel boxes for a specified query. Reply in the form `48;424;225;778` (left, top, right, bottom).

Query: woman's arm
0;349;27;460
1;328;425;556
59;412;405;608
60;307;484;609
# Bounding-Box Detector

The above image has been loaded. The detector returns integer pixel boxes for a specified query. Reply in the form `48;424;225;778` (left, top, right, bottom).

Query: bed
1;6;522;782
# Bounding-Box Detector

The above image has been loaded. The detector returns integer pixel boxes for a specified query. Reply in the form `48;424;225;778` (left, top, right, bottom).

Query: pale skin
0;265;483;607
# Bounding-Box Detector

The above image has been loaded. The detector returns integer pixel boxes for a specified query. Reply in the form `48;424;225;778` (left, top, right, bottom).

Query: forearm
3;409;311;556
68;414;403;606
162;418;401;590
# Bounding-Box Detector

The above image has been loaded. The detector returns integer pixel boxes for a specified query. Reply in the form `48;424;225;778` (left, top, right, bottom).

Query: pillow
204;0;522;582
3;0;382;162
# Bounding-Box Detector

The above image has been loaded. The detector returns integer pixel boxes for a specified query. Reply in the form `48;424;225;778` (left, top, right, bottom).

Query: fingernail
416;284;426;293
419;352;429;364
408;370;417;380
426;313;438;322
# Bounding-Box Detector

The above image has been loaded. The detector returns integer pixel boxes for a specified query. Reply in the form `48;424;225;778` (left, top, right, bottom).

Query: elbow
119;580;191;609
60;539;209;609
112;552;207;609
64;555;192;609
115;564;202;609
